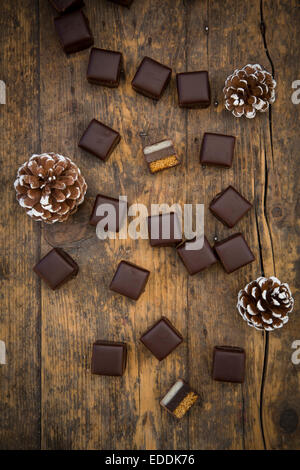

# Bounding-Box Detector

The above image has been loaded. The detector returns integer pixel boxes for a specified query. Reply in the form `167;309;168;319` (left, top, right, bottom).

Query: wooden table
0;0;299;450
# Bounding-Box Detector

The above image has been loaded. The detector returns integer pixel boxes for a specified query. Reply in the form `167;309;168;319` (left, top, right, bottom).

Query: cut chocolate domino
0;340;6;365
160;379;199;419
143;139;180;174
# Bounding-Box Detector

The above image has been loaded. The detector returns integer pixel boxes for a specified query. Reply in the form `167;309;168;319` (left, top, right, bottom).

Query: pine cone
237;277;294;331
14;153;87;223
223;64;276;118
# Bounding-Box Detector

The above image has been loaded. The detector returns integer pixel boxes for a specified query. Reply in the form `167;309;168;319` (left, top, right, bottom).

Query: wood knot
279;408;298;433
260;22;266;35
272;206;282;218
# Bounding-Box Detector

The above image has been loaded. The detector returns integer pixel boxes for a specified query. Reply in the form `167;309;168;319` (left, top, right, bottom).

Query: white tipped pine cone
237;277;294;332
14;153;87;224
223;64;276;118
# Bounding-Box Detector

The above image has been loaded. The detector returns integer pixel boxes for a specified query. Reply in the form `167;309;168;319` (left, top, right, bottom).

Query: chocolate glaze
165;381;192;412
89;194;127;231
140;317;183;361
212;346;245;383
92;340;127;376
132;57;172;100
176;71;211;108
110;260;150;300
33;248;78;290
54;9;94;54
147;212;182;247
200;132;235;167
79;119;121;161
177;236;217;275
87;48;123;87
214;233;255;273
210;185;252;228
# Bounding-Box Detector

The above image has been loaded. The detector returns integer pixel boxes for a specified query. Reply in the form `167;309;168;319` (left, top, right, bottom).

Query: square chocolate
79;119;121;161
91;341;127;376
147;212;182;247
177;236;217;275
54;9;94;54
108;0;133;5
87;48;123;87
140;317;183;361
132;57;172;100
214;233;255;273
210;185;252;228
50;0;84;13
89;194;127;231
110;261;150;300
212;346;245;383
143;139;180;174
176;71;211;108
160;379;199;419
33;248;78;290
200;132;236;168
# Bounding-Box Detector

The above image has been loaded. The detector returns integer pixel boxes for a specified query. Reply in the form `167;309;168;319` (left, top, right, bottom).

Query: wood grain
0;0;299;450
186;0;268;450
0;0;41;450
261;0;300;450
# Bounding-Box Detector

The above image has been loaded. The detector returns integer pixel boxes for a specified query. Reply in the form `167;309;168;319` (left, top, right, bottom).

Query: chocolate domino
212;346;245;383
54;9;94;54
91;340;127;376
50;0;84;13
143;139;180;174
160;379;199;419
33;248;79;290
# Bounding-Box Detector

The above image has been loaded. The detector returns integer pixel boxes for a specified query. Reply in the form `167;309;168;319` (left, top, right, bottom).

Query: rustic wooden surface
0;0;299;450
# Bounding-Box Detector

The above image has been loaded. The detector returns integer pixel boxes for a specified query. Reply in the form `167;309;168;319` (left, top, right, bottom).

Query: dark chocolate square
33;248;78;290
177;236;217;275
200;132;236;168
108;0;133;5
91;341;127;376
89;194;127;231
50;0;84;13
143;139;180;174
214;233;255;273
147;212;182;247
87;48;122;87
140;317;183;361
79;119;121;161
132;57;172;100
160;379;199;419
54;9;94;54
212;346;245;383
210;185;252;228
110;261;150;300
176;71;211;108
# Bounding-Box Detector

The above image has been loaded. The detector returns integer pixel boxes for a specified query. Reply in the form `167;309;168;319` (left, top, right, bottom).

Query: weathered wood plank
261;0;300;450
186;0;267;449
40;0;188;449
0;0;41;450
1;0;298;450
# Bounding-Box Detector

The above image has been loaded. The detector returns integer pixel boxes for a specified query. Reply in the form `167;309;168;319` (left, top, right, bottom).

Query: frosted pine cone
14;153;87;223
237;277;294;331
224;64;276;118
